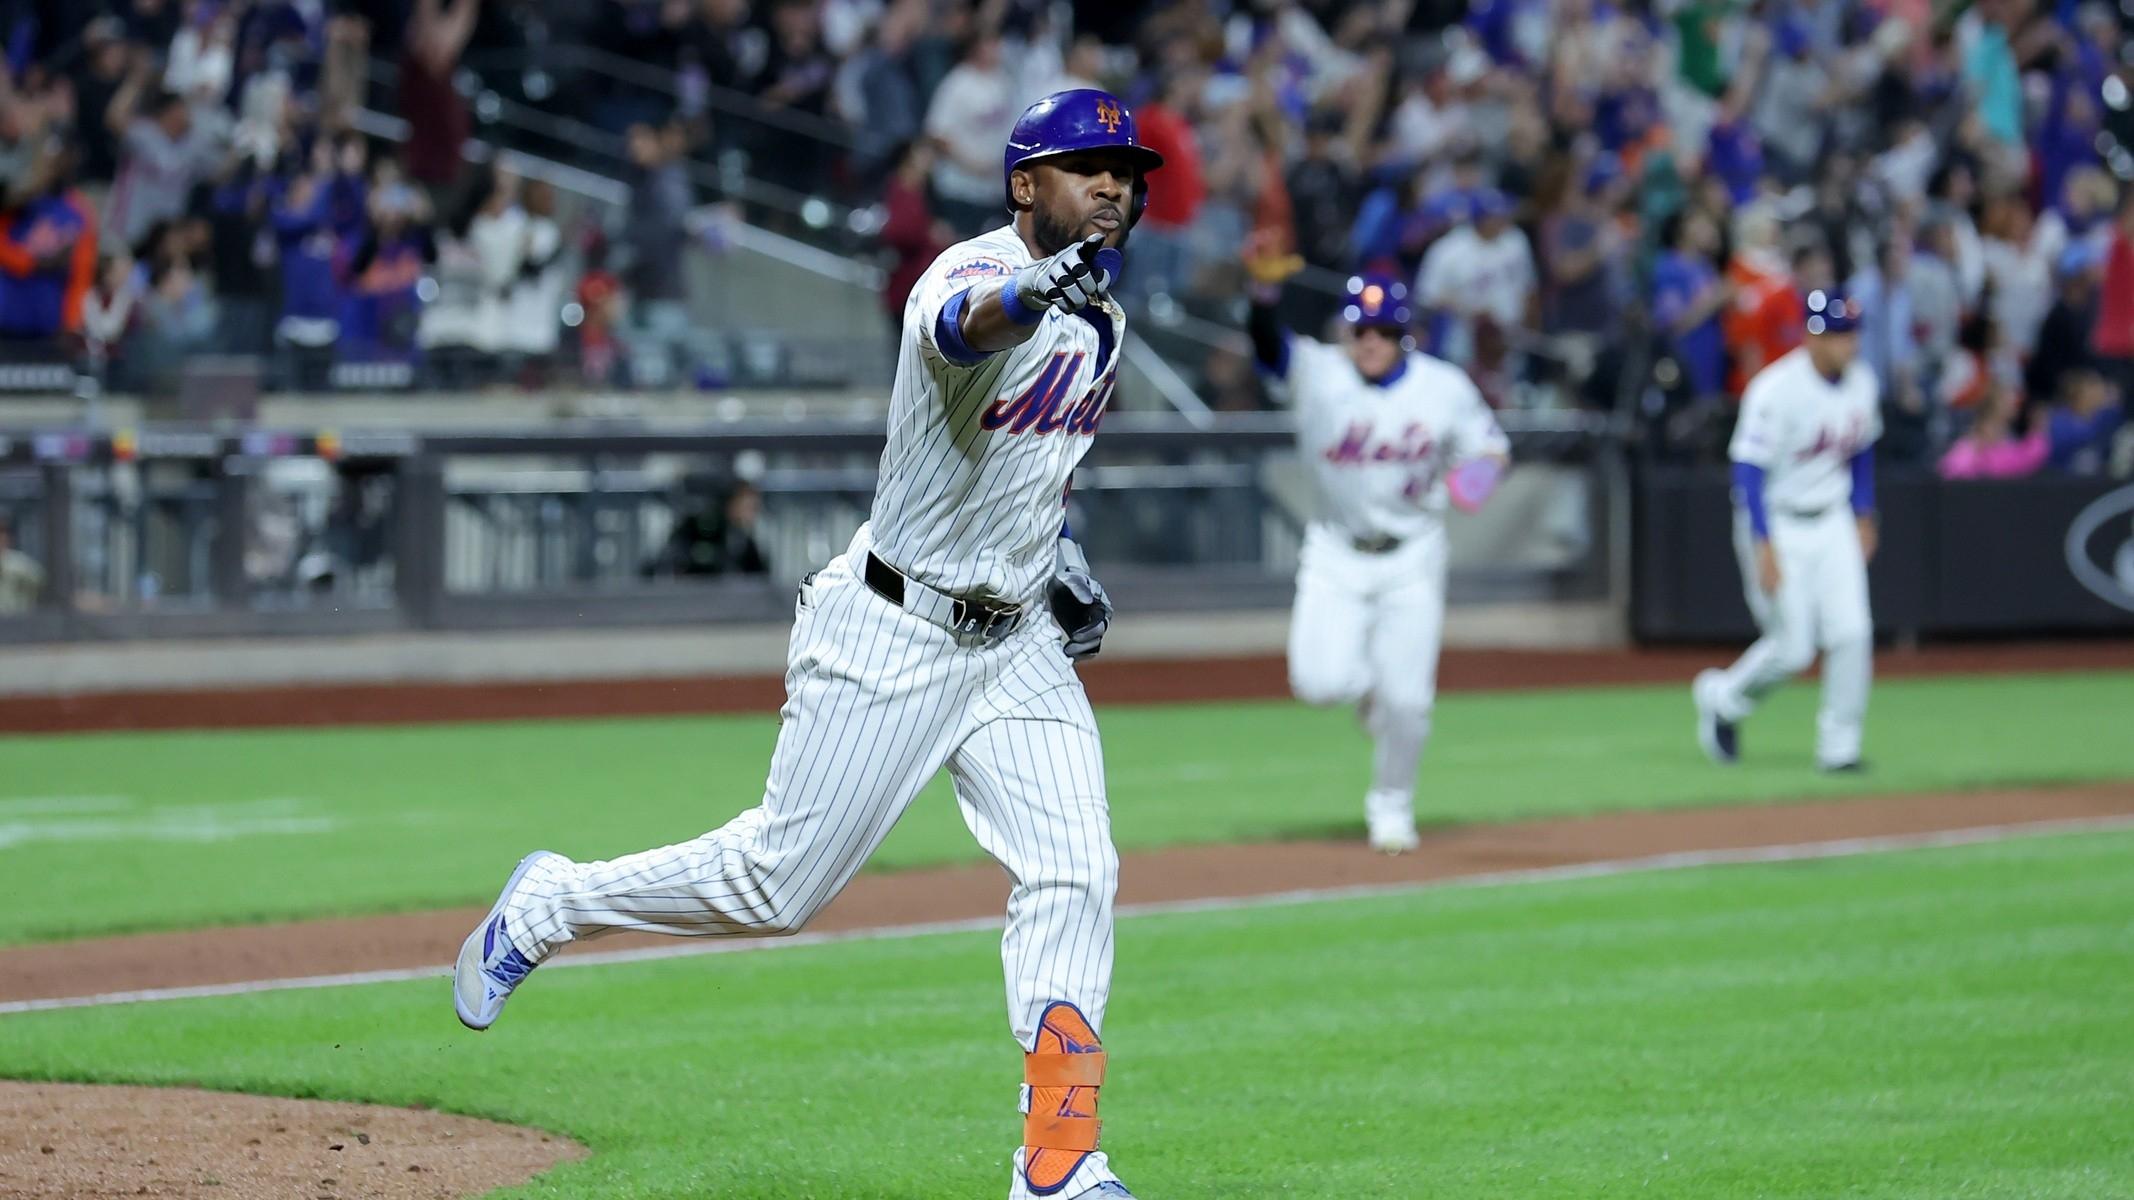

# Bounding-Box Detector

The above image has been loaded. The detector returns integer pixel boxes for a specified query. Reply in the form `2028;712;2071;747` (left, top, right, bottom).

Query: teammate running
1244;236;1510;853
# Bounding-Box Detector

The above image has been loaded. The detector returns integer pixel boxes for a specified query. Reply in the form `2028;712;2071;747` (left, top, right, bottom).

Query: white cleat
1010;1149;1135;1199
1692;670;1740;766
1364;790;1421;855
453;850;560;1031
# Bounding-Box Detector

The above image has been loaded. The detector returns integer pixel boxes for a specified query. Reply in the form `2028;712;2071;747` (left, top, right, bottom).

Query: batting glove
1006;234;1118;322
1049;536;1112;661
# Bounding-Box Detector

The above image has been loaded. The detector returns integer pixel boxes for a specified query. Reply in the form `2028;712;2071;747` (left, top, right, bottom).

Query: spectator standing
1125;66;1208;304
465;168;528;361
877;139;950;331
340;172;438;361
507;180;569;370
399;0;479;196
1721;208;1803;395
81;252;137;372
1415;188;1534;367
1959;0;2023;153
201;156;277;357
1287;110;1361;274
1752;21;1829;186
2093;190;2134;399
573;229;625;387
0;516;42;613
1848;233;1926;454
1909;220;1965;383
1650;208;1728;405
104;85;225;250
1980;193;2056;358
2028;240;2103;406
839;0;927;180
131;220;217;380
1925;160;1986;305
618;122;693;382
748;0;838;197
67;17;132;188
270;151;348;387
0;143;96;340
1846;234;1919;403
923;30;1015;234
1538;152;1627;338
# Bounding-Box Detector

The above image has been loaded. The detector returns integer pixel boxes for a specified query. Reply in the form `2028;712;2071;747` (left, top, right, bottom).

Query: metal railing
0;414;1627;643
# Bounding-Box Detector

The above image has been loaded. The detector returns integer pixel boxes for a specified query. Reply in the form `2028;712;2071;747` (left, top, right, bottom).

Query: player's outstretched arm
955;234;1120;355
1242;230;1304;379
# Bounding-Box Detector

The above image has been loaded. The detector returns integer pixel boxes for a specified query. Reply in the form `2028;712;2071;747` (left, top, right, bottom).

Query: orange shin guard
1022;1001;1105;1194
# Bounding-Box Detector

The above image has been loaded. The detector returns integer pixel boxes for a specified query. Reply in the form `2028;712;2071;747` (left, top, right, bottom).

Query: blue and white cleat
453;850;559;1031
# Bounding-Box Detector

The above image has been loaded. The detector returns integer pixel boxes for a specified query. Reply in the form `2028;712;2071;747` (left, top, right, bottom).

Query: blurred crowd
0;0;689;394
850;0;2134;469
2;0;2130;474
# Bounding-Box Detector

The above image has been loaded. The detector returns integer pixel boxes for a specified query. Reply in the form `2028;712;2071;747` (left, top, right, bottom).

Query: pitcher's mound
0;1081;585;1198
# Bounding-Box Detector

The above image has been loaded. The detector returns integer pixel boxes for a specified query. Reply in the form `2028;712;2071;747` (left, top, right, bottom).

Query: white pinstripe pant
503;535;1118;1049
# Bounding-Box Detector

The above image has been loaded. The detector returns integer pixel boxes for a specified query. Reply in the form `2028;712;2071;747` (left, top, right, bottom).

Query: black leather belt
864;552;1023;639
1351;534;1404;554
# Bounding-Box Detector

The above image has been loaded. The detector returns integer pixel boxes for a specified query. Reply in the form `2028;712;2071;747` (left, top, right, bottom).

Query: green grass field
5;668;2133;1198
4;670;2133;944
1;828;2129;1198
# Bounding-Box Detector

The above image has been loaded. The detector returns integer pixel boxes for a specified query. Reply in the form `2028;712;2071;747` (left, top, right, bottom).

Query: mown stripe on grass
5;812;2127;1017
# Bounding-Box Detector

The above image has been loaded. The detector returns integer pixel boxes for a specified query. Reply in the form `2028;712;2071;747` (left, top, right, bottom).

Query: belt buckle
952;600;1018;640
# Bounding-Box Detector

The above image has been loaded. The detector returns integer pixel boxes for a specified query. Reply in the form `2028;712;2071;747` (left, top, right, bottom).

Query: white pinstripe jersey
1730;347;1882;513
1276;339;1509;542
869;225;1124;603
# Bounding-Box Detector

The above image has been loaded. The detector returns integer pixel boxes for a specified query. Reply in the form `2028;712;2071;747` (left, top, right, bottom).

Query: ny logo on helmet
1095;99;1122;133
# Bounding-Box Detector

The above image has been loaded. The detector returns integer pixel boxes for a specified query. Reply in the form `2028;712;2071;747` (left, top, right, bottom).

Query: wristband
1000;275;1044;326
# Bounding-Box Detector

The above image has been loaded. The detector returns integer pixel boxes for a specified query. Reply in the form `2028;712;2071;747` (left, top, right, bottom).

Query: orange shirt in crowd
1723;255;1802;396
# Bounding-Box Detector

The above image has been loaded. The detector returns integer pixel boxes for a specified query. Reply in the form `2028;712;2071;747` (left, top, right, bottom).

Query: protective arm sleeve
1733;461;1771;540
1849;448;1876;516
1248;299;1291;378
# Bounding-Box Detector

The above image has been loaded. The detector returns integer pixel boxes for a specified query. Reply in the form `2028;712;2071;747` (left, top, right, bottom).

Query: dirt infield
5;640;2132;734
0;1081;584;1199
5;784;2129;1011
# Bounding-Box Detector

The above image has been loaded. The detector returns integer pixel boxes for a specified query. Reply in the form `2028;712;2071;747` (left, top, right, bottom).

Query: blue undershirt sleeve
1732;461;1771;540
1848;447;1876;516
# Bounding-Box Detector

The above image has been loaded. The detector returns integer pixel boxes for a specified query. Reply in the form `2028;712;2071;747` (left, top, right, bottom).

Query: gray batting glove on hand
1012;234;1116;316
1048;535;1112;661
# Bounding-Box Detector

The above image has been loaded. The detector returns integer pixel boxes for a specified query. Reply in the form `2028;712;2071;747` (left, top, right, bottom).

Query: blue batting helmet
1804;288;1860;335
1003;89;1166;224
1343;273;1412;329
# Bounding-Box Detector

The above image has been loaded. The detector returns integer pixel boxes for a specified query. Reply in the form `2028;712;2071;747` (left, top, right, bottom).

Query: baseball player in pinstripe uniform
454;90;1158;1200
1244;246;1510;853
